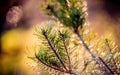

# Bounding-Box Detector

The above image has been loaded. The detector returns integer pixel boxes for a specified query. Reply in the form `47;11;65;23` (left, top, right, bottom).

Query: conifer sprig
28;0;120;75
43;0;114;74
34;23;78;75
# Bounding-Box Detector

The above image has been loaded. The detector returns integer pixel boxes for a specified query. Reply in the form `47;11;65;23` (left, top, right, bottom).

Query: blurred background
0;0;120;75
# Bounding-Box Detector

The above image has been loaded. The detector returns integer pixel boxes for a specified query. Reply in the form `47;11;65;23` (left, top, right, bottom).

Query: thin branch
105;39;116;63
42;31;68;71
62;36;72;71
74;29;114;75
105;39;119;74
98;57;114;75
35;53;65;72
35;53;77;75
74;30;96;58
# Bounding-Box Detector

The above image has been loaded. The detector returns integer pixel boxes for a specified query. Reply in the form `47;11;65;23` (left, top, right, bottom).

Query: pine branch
105;39;119;74
35;52;77;75
74;29;114;75
36;53;77;75
61;34;72;71
74;30;96;58
31;0;120;75
35;53;65;73
42;30;68;71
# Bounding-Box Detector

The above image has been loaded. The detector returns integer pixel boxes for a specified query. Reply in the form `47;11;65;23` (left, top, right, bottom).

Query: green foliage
42;0;86;31
80;31;120;75
31;21;120;75
33;22;77;74
28;0;120;75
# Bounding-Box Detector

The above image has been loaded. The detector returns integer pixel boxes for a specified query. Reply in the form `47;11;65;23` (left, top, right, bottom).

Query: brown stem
105;39;119;74
43;31;68;71
36;53;77;75
74;29;114;75
74;30;96;58
35;53;65;72
62;36;72;70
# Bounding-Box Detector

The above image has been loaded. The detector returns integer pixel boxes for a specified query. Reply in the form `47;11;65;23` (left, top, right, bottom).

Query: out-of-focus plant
29;0;120;75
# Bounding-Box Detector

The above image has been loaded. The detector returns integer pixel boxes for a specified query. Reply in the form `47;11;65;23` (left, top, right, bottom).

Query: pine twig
42;30;68;71
105;39;119;75
74;29;114;75
62;35;72;71
35;53;65;72
35;53;77;75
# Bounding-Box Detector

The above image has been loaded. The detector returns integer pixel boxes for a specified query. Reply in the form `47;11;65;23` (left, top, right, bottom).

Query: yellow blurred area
88;10;120;50
1;27;38;75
